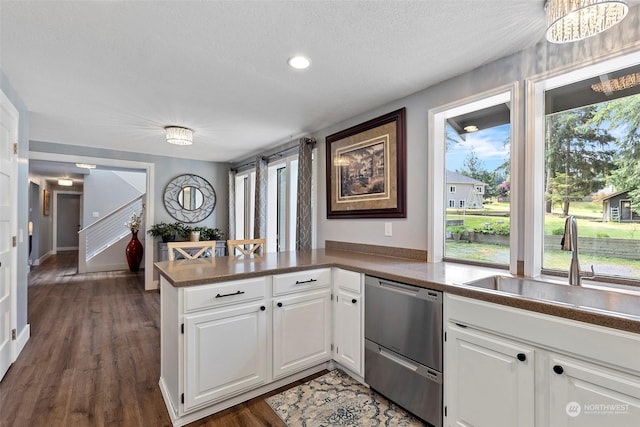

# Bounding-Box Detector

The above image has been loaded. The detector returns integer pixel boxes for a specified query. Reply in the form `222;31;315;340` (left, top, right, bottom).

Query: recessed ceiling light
288;55;311;70
464;125;479;133
75;163;96;169
58;178;73;186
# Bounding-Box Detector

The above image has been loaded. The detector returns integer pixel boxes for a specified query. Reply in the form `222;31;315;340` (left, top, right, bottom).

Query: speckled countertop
155;248;640;334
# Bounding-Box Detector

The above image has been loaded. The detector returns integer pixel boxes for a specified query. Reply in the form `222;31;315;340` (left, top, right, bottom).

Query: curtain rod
231;137;316;172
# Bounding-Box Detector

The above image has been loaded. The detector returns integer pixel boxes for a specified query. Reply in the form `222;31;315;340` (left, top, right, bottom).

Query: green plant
192;226;224;240
596;232;610;238
551;227;565;235
448;225;466;234
147;222;178;241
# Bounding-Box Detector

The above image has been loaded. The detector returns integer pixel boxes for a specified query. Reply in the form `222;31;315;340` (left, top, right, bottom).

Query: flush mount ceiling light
75;163;96;169
58;178;73;186
165;126;193;146
545;0;629;44
591;72;640;93
463;125;479;133
287;55;311;70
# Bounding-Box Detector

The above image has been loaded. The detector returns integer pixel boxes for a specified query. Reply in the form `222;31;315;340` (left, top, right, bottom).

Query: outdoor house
446;170;487;210
602;190;640;222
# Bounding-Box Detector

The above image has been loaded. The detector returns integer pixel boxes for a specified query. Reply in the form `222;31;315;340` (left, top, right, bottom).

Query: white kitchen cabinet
446;323;535;427
272;289;332;379
183;301;268;411
332;268;363;377
444;293;640;427
546;353;640;427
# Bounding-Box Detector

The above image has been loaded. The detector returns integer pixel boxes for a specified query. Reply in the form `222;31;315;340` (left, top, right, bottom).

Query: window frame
428;82;520;273
524;50;640;279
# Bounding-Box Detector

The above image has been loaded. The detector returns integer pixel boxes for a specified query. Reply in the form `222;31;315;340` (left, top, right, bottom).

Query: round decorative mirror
164;174;216;223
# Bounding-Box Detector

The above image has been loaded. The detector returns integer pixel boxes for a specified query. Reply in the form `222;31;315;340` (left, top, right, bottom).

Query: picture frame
43;189;51;216
326;107;406;219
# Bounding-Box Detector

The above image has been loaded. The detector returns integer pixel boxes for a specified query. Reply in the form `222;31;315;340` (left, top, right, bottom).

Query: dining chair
226;238;266;256
167;240;216;261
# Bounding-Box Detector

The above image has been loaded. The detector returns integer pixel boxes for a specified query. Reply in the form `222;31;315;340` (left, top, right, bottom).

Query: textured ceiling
2;1;553;163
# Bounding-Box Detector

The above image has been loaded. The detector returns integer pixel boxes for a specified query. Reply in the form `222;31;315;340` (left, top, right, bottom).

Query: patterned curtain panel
296;137;315;250
253;156;268;240
227;168;236;241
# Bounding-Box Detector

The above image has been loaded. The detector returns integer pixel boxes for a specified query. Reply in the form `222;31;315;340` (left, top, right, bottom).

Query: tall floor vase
126;230;144;272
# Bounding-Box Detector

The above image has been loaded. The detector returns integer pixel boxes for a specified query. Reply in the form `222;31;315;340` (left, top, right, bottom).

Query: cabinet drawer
273;268;331;296
333;268;361;293
183;277;267;313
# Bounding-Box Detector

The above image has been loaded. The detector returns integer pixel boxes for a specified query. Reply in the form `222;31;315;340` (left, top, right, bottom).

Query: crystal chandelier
545;0;629;44
591;72;640;93
165;126;193;146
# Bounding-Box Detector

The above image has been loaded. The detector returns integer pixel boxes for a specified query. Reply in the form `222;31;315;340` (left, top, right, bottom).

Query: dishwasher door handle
378;347;419;371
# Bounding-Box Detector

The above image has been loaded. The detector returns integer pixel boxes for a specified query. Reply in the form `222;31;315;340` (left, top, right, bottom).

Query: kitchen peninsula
156;246;640;427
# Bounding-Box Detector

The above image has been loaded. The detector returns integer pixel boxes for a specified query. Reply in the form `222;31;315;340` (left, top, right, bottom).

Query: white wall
313;5;640;258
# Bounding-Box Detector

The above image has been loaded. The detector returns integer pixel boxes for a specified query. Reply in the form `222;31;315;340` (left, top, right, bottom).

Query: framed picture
326;107;406;219
43;189;50;216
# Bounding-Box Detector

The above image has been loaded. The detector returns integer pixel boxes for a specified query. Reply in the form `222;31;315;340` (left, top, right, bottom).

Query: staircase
78;196;145;273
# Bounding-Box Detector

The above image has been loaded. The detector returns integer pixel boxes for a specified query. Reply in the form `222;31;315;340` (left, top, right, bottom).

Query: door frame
28;151;156;290
0;87;19;375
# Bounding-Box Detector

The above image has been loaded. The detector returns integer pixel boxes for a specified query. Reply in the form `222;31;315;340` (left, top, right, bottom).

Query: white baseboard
12;324;30;361
35;251;55;266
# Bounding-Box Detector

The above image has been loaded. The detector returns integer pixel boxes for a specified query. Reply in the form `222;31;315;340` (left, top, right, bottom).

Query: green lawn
445;200;640;279
446;200;640;239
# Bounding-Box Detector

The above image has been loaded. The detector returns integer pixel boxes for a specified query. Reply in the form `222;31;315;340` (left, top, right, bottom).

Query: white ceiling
2;1;553;164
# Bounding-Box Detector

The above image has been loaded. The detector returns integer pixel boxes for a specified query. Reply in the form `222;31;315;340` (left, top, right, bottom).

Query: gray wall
28;182;39;264
29;140;229;246
1;69;29;335
83;169;145;227
312;5;640;260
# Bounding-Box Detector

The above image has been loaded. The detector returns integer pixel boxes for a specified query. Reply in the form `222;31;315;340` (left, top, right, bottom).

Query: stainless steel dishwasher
364;275;442;427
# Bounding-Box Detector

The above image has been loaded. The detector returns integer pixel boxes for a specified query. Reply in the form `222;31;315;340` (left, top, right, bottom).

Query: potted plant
148;222;180;243
199;226;224;241
449;225;466;241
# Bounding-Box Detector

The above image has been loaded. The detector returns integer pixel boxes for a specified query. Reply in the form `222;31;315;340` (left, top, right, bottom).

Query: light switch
92;212;100;218
384;222;392;237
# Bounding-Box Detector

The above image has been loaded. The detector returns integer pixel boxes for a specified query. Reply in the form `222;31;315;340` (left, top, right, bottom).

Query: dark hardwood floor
0;252;321;426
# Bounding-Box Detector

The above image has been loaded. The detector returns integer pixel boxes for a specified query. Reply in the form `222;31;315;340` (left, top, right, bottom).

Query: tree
545;106;615;216
590;94;640;215
457;149;505;199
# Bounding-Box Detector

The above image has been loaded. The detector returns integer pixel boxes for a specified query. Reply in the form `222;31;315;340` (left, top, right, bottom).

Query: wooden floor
0;252;322;426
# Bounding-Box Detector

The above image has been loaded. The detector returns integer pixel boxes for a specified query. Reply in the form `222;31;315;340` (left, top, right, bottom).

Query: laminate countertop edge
154;249;640;334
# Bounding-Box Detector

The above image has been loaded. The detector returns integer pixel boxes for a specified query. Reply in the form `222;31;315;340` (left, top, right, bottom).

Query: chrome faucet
560;215;594;286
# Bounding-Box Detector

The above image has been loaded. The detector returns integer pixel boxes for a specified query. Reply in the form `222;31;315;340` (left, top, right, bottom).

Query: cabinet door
183;302;268;411
446;324;535;427
547;353;640;427
334;289;362;376
273;289;331;379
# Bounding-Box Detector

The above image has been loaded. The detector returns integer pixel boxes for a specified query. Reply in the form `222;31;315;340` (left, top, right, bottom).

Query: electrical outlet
384;222;392;237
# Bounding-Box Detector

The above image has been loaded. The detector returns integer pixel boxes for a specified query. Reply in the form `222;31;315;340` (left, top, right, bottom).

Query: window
431;87;515;269
234;171;255;240
534;58;640;282
267;156;298;252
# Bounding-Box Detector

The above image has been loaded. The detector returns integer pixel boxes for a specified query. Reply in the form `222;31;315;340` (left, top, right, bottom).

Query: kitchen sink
460;275;640;319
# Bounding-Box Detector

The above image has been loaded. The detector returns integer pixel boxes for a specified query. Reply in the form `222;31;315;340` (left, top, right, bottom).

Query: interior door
0;90;19;381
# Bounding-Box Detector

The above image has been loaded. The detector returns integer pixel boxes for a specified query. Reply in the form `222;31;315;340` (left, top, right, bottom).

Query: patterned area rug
266;369;426;426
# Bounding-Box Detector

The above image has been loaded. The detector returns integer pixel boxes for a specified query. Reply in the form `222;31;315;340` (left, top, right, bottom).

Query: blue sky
446;123;511;173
